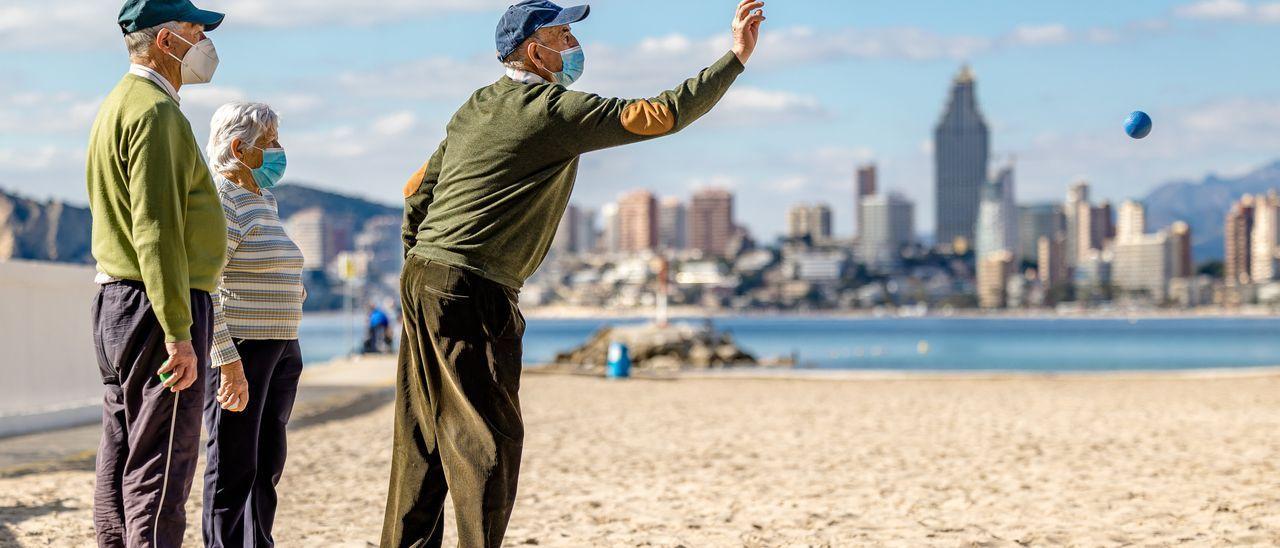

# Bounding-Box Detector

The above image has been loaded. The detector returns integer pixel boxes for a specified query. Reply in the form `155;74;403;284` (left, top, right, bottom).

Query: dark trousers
382;257;526;548
93;281;212;548
202;339;304;548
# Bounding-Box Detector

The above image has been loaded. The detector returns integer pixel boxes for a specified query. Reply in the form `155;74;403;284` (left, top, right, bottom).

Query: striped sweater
211;175;306;366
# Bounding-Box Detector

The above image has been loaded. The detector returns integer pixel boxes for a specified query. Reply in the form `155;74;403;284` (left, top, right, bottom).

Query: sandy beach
3;359;1280;546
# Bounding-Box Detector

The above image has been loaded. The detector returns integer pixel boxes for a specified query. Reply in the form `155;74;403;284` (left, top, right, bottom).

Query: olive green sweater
404;51;745;289
86;74;226;342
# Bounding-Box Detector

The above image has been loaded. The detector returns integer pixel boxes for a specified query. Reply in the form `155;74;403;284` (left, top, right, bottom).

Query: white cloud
338;56;497;100
1175;0;1280;22
183;85;248;109
1006;24;1072;46
707;88;827;127
372;111;417;137
200;0;509;27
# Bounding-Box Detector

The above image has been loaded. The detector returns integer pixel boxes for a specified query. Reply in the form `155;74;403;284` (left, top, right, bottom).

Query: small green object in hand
159;360;173;384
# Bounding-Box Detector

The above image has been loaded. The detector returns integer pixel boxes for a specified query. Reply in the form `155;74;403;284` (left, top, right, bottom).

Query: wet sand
2;359;1279;546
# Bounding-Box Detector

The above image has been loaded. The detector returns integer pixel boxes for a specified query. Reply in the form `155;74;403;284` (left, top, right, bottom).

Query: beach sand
2;359;1280;546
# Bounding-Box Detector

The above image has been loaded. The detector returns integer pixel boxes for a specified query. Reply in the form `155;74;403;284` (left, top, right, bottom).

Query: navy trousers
201;339;304;548
93;281;212;548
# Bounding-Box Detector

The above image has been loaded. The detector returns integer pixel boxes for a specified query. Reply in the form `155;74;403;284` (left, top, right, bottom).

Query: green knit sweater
86;74;226;342
404;51;745;289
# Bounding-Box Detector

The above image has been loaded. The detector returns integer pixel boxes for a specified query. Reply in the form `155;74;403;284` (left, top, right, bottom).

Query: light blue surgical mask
536;44;585;87
240;145;287;190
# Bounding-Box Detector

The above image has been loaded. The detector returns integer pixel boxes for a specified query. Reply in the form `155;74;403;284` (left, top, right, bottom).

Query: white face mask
163;31;219;85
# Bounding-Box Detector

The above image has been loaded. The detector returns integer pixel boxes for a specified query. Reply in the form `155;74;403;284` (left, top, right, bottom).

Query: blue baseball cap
495;0;590;61
118;0;224;34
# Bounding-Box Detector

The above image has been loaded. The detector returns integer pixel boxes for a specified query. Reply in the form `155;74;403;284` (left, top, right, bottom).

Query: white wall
0;260;102;437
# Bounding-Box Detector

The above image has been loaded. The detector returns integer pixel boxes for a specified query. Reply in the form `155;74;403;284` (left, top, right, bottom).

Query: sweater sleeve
403;139;447;257
127;105;194;343
545;51;745;156
210;200;245;367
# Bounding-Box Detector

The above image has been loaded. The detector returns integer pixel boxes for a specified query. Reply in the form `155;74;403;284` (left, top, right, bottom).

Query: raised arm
544;1;764;155
403;139;447;257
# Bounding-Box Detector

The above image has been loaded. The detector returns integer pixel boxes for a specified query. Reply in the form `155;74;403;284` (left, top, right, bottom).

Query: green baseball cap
118;0;225;34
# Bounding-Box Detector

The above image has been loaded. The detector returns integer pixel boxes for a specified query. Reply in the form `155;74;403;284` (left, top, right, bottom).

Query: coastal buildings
553;203;581;255
600;202;620;254
1117;200;1146;244
1250;192;1280;283
689;188;736;258
1037;234;1069;301
977;250;1013;308
1113;231;1171;301
1064;181;1089;268
1225;195;1255;285
787;203;833;243
974;165;1017;266
285;207;354;271
1018;204;1065;265
858;192;915;271
658;197;687;251
1170;221;1194;279
855;164;877;238
934;65;990;251
618;190;659;253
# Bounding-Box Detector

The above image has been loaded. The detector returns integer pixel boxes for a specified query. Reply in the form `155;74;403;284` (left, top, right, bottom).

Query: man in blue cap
387;1;765;546
86;0;235;546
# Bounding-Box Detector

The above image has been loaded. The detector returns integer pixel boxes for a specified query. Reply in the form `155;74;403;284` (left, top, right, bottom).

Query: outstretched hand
731;0;766;65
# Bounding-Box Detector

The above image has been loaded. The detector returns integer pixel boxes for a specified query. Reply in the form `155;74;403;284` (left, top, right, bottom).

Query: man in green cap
86;1;230;545
386;1;765;546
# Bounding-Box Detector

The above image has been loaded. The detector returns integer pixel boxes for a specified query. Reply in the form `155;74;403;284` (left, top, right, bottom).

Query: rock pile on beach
552;321;771;372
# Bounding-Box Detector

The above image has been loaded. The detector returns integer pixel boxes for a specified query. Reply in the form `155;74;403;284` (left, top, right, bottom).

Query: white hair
124;21;181;60
206;102;279;175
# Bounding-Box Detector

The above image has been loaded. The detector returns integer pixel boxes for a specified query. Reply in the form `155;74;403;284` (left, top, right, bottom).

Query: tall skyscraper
284;208;354;271
617;190;658;252
1225;195;1255;285
1116;200;1146;243
974;165;1017;264
1037;234;1068;299
858;193;915;270
1018;204;1065;265
1064;181;1090;268
977;250;1013;309
657;197;687;251
689;188;735;258
1169;221;1193;279
1251;192;1280;282
577;208;597;254
934;64;990;250
856;163;877;238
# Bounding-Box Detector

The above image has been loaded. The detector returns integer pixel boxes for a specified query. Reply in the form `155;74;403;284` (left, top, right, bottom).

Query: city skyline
2;0;1279;240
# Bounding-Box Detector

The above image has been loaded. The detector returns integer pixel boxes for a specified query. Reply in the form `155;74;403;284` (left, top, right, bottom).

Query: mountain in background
0;182;400;265
1143;160;1280;263
0;189;93;264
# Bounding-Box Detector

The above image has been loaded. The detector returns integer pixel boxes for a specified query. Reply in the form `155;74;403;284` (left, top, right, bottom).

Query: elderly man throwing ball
384;0;765;546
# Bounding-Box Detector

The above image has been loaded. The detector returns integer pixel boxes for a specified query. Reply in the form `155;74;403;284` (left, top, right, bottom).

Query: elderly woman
203;101;305;547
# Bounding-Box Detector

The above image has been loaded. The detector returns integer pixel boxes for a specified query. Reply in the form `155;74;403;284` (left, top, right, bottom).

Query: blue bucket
607;342;631;379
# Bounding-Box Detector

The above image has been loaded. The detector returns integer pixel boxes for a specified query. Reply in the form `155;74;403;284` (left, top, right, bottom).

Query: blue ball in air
1124;111;1152;139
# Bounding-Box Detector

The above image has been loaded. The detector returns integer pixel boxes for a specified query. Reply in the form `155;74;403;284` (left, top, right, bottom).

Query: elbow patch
403;160;430;198
621;100;675;136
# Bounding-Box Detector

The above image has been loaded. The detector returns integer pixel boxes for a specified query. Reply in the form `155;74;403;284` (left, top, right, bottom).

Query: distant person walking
203;102;306;547
86;0;227;545
384;1;765;545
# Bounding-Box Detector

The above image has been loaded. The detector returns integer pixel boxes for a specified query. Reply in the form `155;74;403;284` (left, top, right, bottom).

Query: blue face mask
242;145;287;190
537;44;585;87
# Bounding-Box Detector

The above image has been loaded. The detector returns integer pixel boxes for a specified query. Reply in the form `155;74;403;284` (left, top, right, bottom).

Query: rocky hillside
0;190;93;264
1143;160;1280;262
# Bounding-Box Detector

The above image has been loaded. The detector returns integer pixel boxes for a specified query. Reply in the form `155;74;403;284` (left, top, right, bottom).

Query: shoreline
514;305;1280;321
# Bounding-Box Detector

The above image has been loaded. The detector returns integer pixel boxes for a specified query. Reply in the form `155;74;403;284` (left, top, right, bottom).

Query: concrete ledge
0;404;100;439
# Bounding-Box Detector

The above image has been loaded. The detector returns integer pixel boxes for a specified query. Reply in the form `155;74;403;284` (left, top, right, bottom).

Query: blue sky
2;0;1279;239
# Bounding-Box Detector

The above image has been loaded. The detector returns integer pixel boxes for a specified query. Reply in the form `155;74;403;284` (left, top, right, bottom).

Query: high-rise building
787;203;834;243
977;250;1013;309
1116;200;1146;243
1093;200;1116;243
1251;192;1280;282
354;215;404;281
1074;199;1112;264
1064;181;1089;268
856;164;877;238
858;193;915;270
688;188;735;258
284;208;354;271
1037;234;1068;298
657;197;687;251
1225;195;1255;285
1169;221;1193;279
934;64;990;250
552;203;580;255
617;190;658;252
974;165;1017;265
1018;204;1065;265
1113;231;1171;301
599;202;620;254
